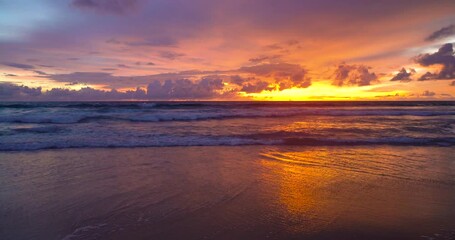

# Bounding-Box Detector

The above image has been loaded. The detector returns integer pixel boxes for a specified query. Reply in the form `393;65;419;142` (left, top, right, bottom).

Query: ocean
1;101;455;240
0;101;454;150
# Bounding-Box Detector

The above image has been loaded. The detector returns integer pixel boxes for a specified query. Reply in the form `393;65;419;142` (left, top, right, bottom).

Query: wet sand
1;146;455;239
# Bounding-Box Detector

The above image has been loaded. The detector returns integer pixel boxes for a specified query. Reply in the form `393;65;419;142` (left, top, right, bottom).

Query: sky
1;0;455;101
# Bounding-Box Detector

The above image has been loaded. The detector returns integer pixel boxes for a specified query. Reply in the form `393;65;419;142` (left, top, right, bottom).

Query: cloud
65;82;81;86
238;63;311;89
49;72;118;85
0;82;148;101
2;62;35;70
418;72;437;81
229;75;247;86
107;38;177;47
426;24;455;41
159;51;185;60
47;71;205;89
71;0;141;15
451;81;455;86
3;73;18;77
0;82;42;99
241;81;272;93
249;55;282;64
415;43;455;80
117;64;130;68
147;78;225;99
0;79;225;100
33;70;49;76
46;63;313;92
332;63;378;86
421;90;436;97
390;68;415;82
134;61;155;66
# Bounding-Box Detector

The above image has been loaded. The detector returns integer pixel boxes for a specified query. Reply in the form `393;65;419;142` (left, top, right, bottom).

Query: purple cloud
241;81;272;93
426;24;455;41
332;64;378;87
2;63;35;70
0;82;42;99
147;78;225;99
0;82;149;101
71;0;141;15
415;43;455;80
390;68;415;82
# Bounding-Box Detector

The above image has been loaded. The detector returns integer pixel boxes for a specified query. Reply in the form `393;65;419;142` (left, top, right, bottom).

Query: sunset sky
1;0;455;100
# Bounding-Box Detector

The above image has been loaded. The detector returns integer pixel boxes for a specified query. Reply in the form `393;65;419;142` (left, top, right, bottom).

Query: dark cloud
421;90;436;97
71;0;141;15
289;71;311;88
45;87;144;100
230;75;247;86
3;73;17;77
0;82;42;99
264;44;283;50
117;64;130;68
159;51;185;60
332;63;378;87
418;72;438;81
33;70;49;76
38;65;55;68
48;71;196;88
390;68;415;82
50;72;116;85
426;24;455;41
2;62;35;70
0;82;148;101
147;78;225;99
46;63;311;93
239;63;311;89
107;38;177;47
415;43;455;80
65;82;81;86
134;62;155;66
241;81;272;93
249;55;282;64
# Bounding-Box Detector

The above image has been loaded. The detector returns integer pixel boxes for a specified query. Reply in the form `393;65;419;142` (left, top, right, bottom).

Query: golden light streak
241;82;407;101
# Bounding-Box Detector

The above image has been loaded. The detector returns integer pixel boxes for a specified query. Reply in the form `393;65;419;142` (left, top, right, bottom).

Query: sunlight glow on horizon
242;82;408;101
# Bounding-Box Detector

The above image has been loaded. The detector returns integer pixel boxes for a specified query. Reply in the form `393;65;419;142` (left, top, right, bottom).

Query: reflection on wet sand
1;146;455;240
259;147;455;239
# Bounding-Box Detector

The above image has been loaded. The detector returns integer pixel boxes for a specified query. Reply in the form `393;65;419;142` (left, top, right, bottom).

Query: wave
1;136;453;151
12;126;66;134
1;101;455;109
1;108;454;124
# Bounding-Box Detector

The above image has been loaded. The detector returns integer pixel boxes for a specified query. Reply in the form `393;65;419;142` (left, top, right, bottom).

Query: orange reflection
260;148;341;233
259;146;455;236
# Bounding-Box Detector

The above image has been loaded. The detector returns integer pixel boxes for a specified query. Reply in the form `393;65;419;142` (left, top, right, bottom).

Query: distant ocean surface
0;101;454;151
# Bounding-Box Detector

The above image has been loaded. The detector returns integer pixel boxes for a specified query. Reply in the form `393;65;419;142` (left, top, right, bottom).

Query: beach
1;145;455;240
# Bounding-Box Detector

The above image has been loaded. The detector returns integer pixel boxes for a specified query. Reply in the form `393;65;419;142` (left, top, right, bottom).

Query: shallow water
1;146;455;240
